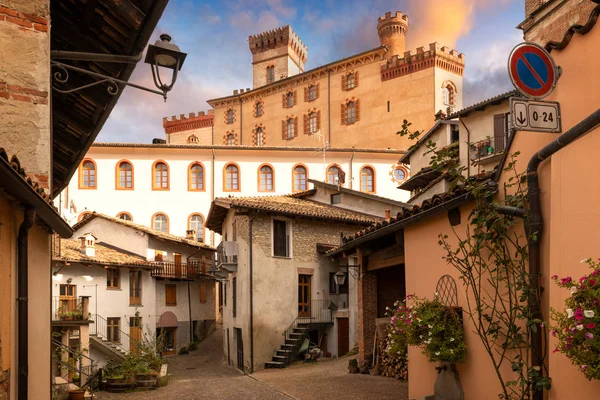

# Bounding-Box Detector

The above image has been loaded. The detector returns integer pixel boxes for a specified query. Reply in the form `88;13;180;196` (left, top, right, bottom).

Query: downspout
327;69;331;146
248;210;259;373
187;281;193;344
349;151;355;190
459;117;471;179
211;148;216;246
526;109;600;400
239;97;243;144
18;207;35;400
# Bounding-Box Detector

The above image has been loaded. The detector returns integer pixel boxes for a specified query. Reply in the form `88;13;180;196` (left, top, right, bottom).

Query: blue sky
98;0;525;142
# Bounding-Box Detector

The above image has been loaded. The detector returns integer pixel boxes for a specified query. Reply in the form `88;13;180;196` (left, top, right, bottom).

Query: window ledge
106;288;122;291
272;255;292;260
129;304;143;307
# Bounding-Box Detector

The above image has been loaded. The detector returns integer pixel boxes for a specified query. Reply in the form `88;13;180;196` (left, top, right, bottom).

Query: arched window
267;66;275;83
224;163;240;191
286;92;294;107
308;85;317;101
293;165;308;192
189;214;204;242
116;160;133;189
256;127;264;146
287;118;295;139
327;165;341;185
360;166;375;193
79;159;96;189
152;213;169;233
226;109;234;124
309;112;317;134
226;133;235;146
442;81;456;106
188;135;199;144
346;101;356;124
152;161;169;190
117;212;133;221
256;101;263;117
188;162;204;191
258;164;274;192
346;73;355;90
78;211;92;222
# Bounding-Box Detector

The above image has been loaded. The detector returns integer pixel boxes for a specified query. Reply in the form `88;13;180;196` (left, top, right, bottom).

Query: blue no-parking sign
508;42;559;100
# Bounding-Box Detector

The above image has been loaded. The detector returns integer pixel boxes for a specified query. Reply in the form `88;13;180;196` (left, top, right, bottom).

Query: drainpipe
349;151;355;190
18;207;35;400
459;117;471;179
248;210;259;373
211;148;216;246
239;97;243;144
187;281;193;344
526;109;600;400
327;69;331;146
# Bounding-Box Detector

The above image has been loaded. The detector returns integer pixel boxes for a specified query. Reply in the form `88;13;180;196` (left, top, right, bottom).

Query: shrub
178;347;189;355
188;341;198;351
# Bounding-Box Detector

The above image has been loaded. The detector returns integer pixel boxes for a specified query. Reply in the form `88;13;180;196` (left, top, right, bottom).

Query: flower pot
135;373;158;389
69;390;86;400
430;362;464;400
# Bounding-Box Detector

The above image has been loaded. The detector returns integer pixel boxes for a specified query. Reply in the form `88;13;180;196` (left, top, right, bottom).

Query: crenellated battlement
377;11;409;57
248;25;308;62
163;110;214;134
381;42;465;81
377;11;409;31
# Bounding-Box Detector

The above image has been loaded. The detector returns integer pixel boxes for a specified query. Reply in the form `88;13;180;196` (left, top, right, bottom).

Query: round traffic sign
508;42;558;99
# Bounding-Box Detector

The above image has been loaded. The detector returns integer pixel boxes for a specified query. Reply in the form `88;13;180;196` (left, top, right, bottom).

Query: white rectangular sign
510;97;562;133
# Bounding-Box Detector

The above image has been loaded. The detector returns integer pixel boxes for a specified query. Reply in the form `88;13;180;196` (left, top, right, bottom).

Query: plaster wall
61;146;407;245
409;123;452;174
72;218;147;257
0;0;51;190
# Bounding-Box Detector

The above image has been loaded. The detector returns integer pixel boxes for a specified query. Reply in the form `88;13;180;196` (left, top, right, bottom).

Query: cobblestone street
95;326;408;400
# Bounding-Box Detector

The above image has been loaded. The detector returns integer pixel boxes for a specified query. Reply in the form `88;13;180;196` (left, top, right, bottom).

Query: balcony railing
216;242;238;272
297;299;335;324
52;296;90;322
470;135;506;162
150;260;210;280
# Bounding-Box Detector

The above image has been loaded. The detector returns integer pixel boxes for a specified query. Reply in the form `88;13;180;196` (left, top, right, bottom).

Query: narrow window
387;101;390;112
346;73;355;90
225;164;240;191
189;163;204;190
360;166;375;193
286;92;294;107
117;161;133;189
256;102;263;117
330;193;341;204
200;282;207;304
152;161;169;190
267;66;275;84
287;118;295;139
293;165;307;192
107;318;120;342
155;250;164;262
106;268;120;289
346;101;356;124
80;160;96;189
273;219;289;257
189;214;204;242
309;112;317;134
117;212;132;221
226;133;235;146
258;165;274;191
327;165;341;185
226;109;234;124
443;87;451;106
153;213;168;233
308;85;317;101
256;127;264;146
232;277;237;317
129;270;142;305
165;284;177;306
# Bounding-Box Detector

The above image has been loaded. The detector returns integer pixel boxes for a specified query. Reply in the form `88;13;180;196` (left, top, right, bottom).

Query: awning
157;311;178;328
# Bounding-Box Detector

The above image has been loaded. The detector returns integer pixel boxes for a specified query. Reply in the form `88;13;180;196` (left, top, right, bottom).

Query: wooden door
235;328;244;370
59;284;76;313
129;270;142;305
174;253;182;278
337;318;349;356
129;317;142;355
298;275;311;317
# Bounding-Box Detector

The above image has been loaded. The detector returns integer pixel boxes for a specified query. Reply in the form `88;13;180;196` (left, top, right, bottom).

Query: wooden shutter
494;114;506;151
317;110;321;130
316;83;320;99
341;103;347;125
200;282;207;303
341;75;347;91
166;285;176;306
282;93;286;108
293;91;297;106
282;120;287;140
355;71;359;87
355;99;360;122
304;114;309;135
294;117;298;137
304;87;308;102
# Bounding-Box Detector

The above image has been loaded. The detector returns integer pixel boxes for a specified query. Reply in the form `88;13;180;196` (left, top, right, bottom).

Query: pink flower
575;308;584;321
551;275;558;280
587;323;596;329
592;270;600;277
582;365;589;371
405;319;412;324
590;279;597;287
561;277;572;285
580;276;588;283
552;348;559;353
391;316;397;323
540;322;545;328
585;332;594;339
551;330;557;337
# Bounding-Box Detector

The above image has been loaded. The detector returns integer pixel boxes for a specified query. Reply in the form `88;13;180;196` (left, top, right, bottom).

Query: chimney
186;229;196;240
79;233;97;257
385;209;391;220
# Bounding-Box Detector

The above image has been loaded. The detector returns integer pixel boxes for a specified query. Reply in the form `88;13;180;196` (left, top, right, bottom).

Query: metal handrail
51;338;100;390
470;135;506;160
90;314;140;355
150;260;210;279
52;296;84;321
217;242;238;266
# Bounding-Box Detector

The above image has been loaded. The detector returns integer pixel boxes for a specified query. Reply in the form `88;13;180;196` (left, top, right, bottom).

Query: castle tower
248;25;308;89
377;11;409;57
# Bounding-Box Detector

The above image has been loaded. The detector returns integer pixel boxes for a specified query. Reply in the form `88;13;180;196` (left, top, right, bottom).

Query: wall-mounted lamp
334;271;347;287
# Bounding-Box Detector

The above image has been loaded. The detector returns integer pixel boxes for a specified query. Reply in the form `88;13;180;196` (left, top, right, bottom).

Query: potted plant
68;387;86;400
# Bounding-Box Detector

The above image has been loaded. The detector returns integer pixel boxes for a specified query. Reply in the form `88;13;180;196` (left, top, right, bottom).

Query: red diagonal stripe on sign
518;53;545;87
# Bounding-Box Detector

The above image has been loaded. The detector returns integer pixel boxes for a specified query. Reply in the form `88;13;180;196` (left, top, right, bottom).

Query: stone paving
95;326;408;400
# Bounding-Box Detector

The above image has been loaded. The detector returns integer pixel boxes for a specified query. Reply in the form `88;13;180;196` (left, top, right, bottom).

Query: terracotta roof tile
72;212;216;251
0;147;53;205
53;238;150;267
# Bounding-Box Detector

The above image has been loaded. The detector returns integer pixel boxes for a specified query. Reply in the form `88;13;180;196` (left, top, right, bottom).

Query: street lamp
334;270;347;287
51;33;187;101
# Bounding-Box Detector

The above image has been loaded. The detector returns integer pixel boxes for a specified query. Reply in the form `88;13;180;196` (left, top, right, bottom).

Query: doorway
59;284;77;313
129;316;142;355
337;318;349;356
235;328;244;371
298;274;311;317
161;327;176;355
174;253;182;278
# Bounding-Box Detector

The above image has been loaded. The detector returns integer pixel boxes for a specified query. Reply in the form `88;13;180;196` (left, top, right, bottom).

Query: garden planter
424;362;464;400
105;378;134;393
69;390;86;400
135;373;158;389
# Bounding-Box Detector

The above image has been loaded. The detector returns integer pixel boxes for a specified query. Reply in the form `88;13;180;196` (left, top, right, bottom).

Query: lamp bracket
50;50;143;64
51;61;168;101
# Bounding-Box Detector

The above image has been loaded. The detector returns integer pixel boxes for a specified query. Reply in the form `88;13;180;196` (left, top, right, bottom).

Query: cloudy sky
98;0;525;143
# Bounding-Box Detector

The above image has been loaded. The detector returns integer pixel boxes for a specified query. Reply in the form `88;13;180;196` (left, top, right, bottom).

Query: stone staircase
264;322;309;369
53;376;96;399
89;334;127;362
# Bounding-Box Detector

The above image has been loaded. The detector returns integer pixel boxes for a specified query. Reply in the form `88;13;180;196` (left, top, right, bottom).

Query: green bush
178;347;189;355
188;341;198;351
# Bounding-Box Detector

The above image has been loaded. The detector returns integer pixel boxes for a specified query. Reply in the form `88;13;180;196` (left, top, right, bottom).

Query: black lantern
334;271;347;287
145;34;187;97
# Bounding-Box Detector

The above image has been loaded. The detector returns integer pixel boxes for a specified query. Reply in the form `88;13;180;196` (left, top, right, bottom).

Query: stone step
264;361;285;369
272;355;286;362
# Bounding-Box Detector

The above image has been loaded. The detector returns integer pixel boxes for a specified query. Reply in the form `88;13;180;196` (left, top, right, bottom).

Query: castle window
308;85;317;101
360;166;375;193
442;81;457;107
152;213;169;233
152;161;169;190
258;164;274;192
342;71;359;91
117;212;133;221
224;163;240;191
347;101;356;124
293;165;308;192
267;66;275;84
79;159;97;189
286;118;295;139
116;160;133;190
346;73;355;90
256;101;263;117
256;127;264;146
188;162;204;191
286;92;294;107
226;133;235;146
188;214;205;242
188;135;199;144
226;109;235;124
308;112;318;134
